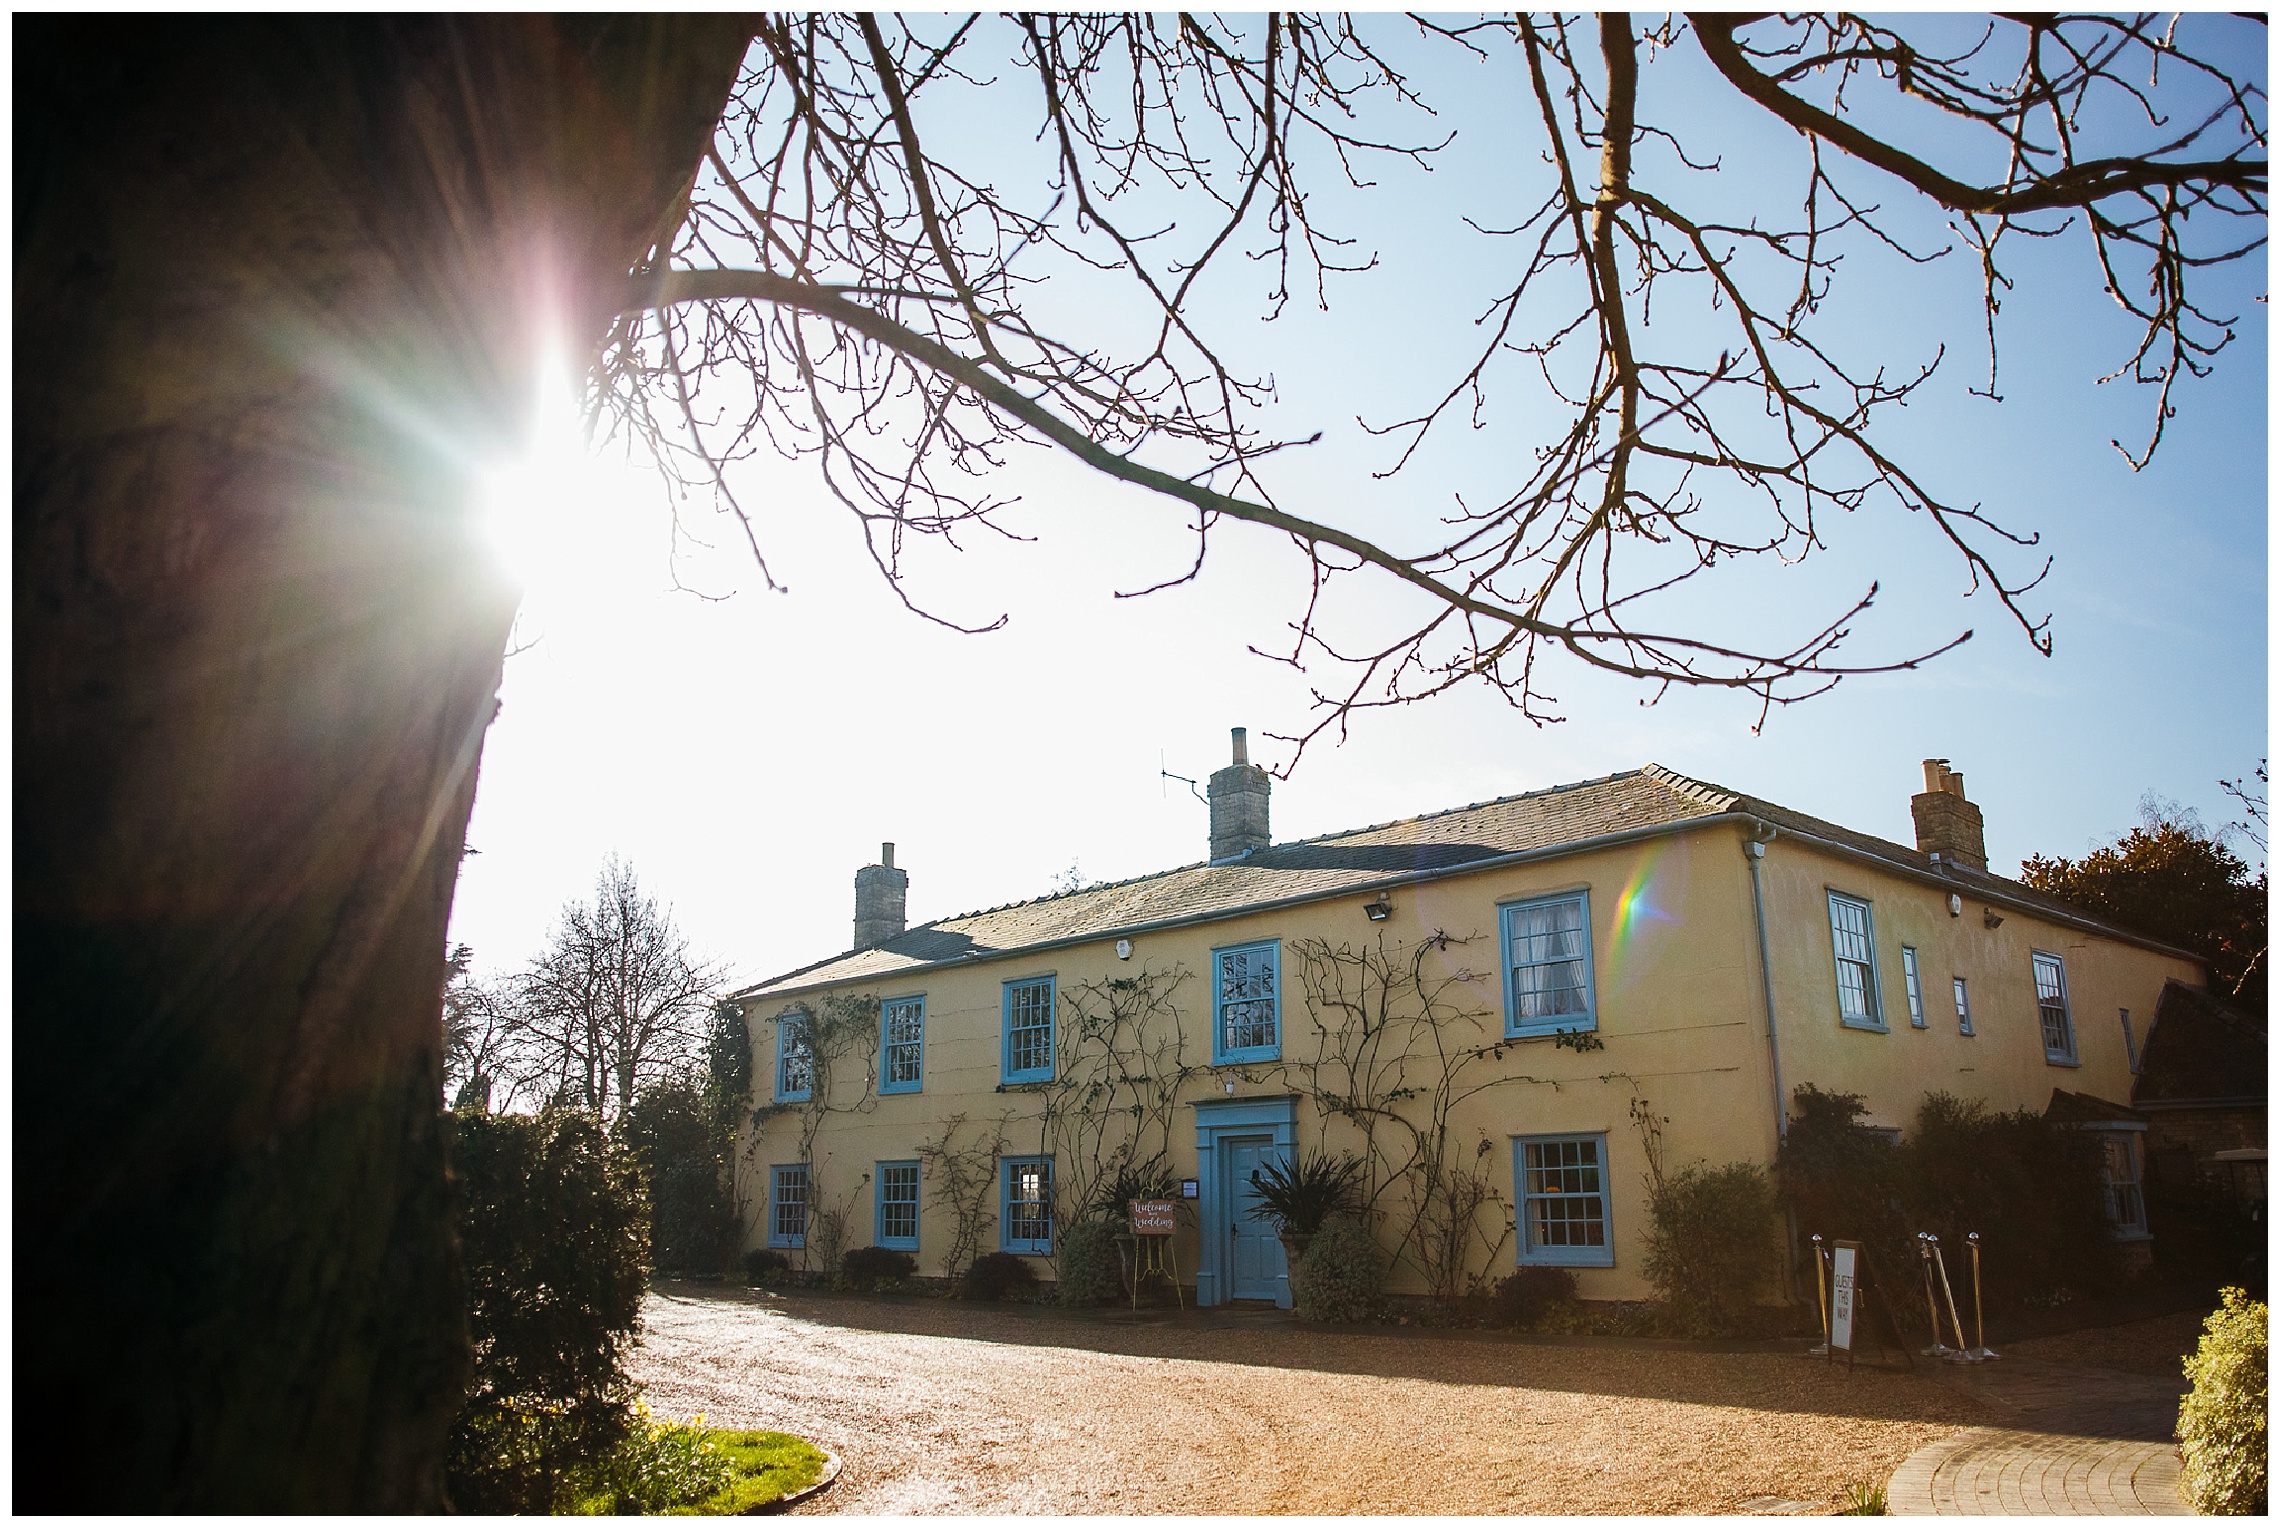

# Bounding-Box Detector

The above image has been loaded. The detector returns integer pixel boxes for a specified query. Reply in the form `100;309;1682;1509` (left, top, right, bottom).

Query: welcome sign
1129;1200;1178;1236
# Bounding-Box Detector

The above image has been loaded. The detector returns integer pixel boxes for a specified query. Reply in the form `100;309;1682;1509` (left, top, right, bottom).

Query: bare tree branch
596;14;2264;763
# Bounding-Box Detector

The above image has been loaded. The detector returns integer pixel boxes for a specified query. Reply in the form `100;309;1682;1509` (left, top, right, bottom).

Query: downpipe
1743;819;1786;1142
1743;818;1796;1299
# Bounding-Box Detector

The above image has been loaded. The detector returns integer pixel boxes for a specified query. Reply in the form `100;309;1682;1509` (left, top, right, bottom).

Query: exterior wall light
1982;908;2005;930
1364;893;1392;922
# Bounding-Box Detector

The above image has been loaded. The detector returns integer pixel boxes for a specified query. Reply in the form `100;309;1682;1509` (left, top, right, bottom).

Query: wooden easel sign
1126;1199;1182;1309
1128;1199;1178;1236
1829;1239;1861;1369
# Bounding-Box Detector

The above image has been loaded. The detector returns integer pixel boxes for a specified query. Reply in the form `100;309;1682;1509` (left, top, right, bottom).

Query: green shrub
2179;1287;2268;1515
960;1250;1039;1301
1778;1086;1911;1308
446;1108;651;1512
620;1074;739;1278
1247;1151;1365;1238
1901;1092;2119;1312
1839;1479;1889;1514
1643;1160;1777;1337
1086;1157;1180;1229
744;1247;790;1285
1485;1265;1577;1330
1294;1215;1384;1322
1777;1085;2120;1337
1057;1218;1127;1306
840;1244;917;1288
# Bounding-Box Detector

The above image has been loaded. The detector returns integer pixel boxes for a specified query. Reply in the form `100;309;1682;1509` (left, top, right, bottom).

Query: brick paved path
1885;1353;2190;1515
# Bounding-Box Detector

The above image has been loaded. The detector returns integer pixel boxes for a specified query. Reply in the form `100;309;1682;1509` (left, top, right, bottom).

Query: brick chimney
1208;727;1272;863
1911;759;1987;873
853;842;907;948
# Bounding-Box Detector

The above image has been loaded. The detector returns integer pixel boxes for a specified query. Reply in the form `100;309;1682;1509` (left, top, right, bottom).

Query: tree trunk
13;18;747;1510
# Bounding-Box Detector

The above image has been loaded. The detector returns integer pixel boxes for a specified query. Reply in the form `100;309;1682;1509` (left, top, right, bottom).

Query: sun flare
473;356;643;605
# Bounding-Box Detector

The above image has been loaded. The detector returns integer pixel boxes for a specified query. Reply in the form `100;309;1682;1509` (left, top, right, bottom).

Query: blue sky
449;18;2266;987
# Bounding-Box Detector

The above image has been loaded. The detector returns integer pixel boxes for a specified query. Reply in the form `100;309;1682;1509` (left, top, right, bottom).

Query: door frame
1192;1095;1297;1307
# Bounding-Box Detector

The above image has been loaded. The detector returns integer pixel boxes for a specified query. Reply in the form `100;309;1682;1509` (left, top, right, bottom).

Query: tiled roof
2133;980;2267;1105
2045;1087;2149;1125
739;763;2195;1002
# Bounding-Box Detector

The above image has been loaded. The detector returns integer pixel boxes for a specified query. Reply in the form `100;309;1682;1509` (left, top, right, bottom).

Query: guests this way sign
1830;1240;1861;1356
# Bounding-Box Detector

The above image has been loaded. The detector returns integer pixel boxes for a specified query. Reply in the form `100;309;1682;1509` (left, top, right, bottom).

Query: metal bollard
1964;1232;1999;1361
1929;1236;1973;1361
1810;1234;1830;1356
1916;1233;1958;1358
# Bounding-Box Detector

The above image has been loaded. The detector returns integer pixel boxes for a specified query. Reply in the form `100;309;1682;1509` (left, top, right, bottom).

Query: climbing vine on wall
1261;932;1548;1304
916;1112;1011;1281
749;991;883;1269
1031;965;1201;1225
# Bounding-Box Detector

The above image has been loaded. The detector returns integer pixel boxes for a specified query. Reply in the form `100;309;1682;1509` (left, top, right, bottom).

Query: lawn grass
672;1430;832;1516
566;1417;830;1515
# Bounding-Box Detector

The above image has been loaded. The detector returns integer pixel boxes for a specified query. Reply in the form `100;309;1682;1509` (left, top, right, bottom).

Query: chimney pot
1911;758;1987;873
1231;727;1249;766
881;841;895;870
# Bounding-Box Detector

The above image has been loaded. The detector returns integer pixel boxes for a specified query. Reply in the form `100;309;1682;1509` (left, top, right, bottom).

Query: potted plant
1246;1151;1365;1270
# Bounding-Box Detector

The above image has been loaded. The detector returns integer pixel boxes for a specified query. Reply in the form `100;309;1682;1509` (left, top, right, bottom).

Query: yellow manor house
732;733;2199;1307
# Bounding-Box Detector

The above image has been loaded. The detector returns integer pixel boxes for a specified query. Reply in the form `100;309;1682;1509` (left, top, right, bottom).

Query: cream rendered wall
738;820;1781;1303
1756;837;2202;1133
739;819;2203;1306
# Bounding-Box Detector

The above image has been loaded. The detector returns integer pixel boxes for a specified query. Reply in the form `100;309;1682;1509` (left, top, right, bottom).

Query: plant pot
1278;1232;1314;1273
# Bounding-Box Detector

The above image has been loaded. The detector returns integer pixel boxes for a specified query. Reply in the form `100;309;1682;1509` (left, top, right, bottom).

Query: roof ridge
894;767;1665;938
1641;762;1747;811
741;761;2210;1001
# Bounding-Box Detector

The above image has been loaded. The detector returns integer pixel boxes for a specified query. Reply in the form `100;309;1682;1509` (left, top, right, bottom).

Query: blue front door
1225;1136;1286;1300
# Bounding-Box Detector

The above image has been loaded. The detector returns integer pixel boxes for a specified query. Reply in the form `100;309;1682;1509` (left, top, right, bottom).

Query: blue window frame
1901;946;1928;1029
1002;976;1054;1083
769;1164;809;1248
880;995;924;1094
1827;891;1885;1031
1513;1133;1613;1267
774;1012;814;1102
1211;939;1282;1064
2034;951;2078;1065
1501;892;1596;1038
876;1160;920;1251
1001;1156;1053;1255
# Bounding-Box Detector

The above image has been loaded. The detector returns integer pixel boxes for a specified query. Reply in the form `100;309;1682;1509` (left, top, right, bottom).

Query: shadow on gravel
651;1281;1987;1428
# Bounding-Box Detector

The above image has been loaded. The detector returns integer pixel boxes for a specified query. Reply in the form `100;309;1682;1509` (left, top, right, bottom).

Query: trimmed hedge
1056;1219;1127;1306
2179;1287;2268;1515
841;1244;917;1288
960;1250;1038;1302
1485;1265;1578;1331
1642;1161;1778;1337
1294;1215;1384;1323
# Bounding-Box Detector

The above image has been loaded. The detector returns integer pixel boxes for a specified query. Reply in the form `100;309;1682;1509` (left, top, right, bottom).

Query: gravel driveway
631;1283;1987;1514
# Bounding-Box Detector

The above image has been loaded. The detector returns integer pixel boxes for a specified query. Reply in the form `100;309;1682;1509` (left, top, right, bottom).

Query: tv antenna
1160;751;1206;805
